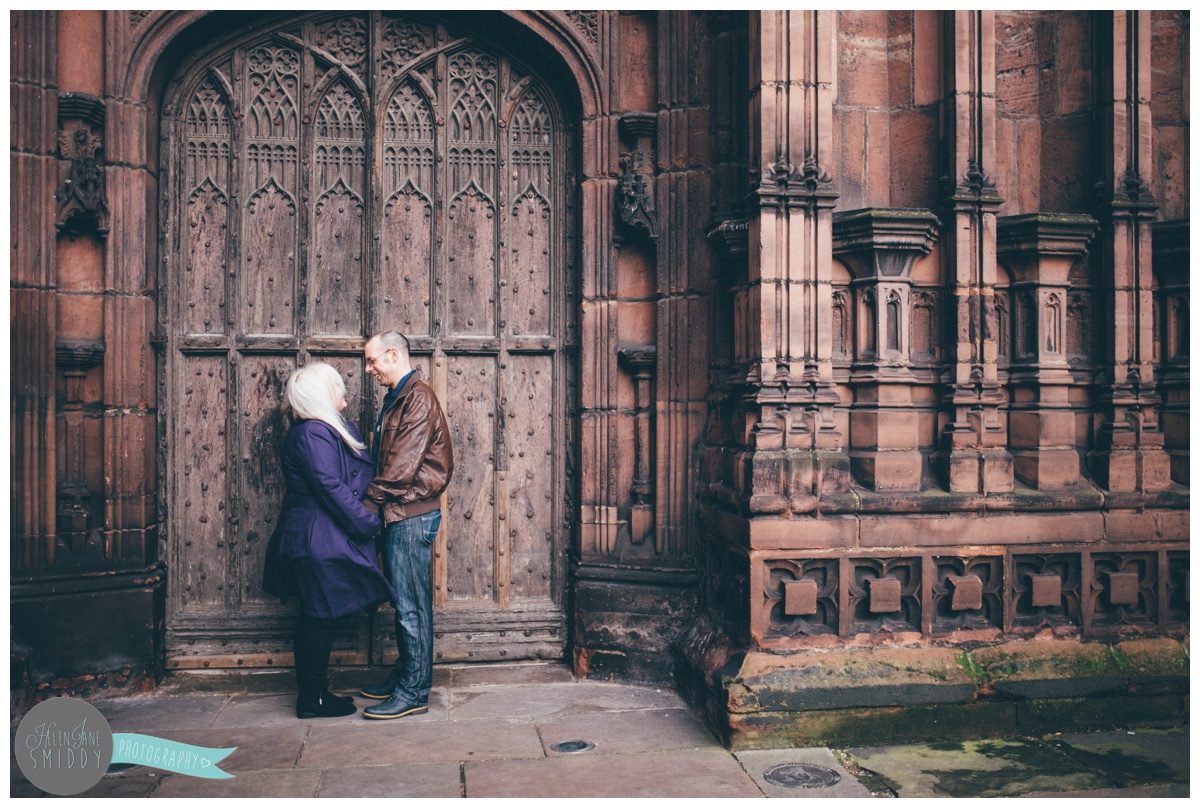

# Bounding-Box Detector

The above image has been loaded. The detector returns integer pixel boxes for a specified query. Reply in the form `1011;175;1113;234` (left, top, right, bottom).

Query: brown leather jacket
365;371;454;523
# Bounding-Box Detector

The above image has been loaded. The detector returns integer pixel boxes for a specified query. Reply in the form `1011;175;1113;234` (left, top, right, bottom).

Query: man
359;330;454;719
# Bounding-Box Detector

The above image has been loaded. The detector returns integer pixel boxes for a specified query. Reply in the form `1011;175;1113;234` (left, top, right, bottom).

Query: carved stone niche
615;112;659;244
996;214;1097;490
617;344;657;548
55;338;106;564
832;208;940;492
55;92;109;240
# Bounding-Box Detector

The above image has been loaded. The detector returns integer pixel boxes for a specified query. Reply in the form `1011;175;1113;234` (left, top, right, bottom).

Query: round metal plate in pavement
763;763;841;789
549;740;595;754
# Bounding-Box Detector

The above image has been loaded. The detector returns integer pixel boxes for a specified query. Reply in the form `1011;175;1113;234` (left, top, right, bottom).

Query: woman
263;363;396;718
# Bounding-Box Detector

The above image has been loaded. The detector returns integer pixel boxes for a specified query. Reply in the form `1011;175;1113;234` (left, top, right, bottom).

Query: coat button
352;490;359;496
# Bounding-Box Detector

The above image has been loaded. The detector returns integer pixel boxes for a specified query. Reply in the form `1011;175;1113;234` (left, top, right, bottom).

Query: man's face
364;339;403;388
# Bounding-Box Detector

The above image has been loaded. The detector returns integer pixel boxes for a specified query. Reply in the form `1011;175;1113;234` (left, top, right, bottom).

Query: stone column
11;11;60;571
1152;220;1188;485
1090;11;1171;492
938;10;1013;493
833;208;940;491
743;9;846;510
996;214;1098;490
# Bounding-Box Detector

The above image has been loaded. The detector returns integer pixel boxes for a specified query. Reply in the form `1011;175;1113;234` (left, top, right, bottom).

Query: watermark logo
14;697;236;795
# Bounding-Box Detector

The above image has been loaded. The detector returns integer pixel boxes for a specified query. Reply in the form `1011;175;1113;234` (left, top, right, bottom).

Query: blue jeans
380;510;441;705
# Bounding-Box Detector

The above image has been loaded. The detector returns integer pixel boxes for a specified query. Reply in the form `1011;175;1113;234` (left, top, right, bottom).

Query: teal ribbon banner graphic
111;733;237;779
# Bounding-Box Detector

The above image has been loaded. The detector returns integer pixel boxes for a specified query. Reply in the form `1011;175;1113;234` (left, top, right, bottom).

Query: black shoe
359;679;399;700
296;691;357;719
362;694;428;720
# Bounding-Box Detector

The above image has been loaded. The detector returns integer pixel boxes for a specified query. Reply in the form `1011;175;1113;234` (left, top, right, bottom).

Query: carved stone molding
751;544;1188;648
615;112;659;243
55;92;109;240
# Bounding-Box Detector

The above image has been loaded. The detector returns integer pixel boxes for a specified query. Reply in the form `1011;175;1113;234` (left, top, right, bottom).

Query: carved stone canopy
832;208;941;279
996;213;1098;286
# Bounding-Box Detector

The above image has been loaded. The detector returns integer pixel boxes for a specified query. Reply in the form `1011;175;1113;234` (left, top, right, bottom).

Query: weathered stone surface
847;737;1110;798
151;768;321;798
724;648;977;713
728;701;1018;750
1050;728;1190;786
1016;695;1187;734
1112;638;1190;686
464;748;762;798
973;641;1126;699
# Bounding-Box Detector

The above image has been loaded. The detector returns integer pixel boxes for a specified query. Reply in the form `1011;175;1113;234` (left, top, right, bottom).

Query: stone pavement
10;662;1189;798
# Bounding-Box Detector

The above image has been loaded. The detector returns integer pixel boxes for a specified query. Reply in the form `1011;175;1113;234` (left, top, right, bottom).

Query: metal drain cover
549;740;595;754
763;763;841;789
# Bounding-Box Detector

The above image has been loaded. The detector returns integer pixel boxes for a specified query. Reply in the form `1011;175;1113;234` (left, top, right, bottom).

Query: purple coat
262;419;397;619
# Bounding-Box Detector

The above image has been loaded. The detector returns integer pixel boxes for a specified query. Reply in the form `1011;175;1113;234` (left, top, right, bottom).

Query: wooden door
162;13;573;669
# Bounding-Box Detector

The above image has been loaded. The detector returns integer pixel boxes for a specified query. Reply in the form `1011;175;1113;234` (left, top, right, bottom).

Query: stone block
949;575;983;611
1106;571;1140;605
1030;574;1062;608
724;648;977;713
852;450;923;492
784;580;818;616
868;577;902;613
727;702;1017;750
1113;638;1190;687
1012;448;1081;490
973;640;1126;699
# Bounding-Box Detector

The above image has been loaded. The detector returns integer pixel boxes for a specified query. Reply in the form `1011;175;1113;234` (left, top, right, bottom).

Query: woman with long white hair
262;362;395;718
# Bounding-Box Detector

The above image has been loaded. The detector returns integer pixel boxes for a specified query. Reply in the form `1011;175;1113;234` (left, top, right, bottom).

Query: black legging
294;613;339;695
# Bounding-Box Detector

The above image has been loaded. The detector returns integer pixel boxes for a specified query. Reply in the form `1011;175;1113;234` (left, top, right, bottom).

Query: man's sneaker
362;694;429;720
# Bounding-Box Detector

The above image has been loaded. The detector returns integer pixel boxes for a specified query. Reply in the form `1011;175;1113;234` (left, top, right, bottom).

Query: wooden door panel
509;190;553;336
382;189;433;337
312;183;365;336
176;355;230;613
443;353;497;603
505;354;556;600
185;183;229;336
447;190;497;337
244;181;299;336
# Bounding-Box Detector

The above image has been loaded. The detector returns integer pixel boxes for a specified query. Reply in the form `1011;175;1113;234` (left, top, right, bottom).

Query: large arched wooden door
161;13;575;669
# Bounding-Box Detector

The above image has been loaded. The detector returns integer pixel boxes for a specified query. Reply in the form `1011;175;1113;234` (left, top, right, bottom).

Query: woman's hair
284;363;366;453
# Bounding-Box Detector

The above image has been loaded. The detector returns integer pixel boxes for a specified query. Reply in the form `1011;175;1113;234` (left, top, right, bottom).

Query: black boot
296;690;357;719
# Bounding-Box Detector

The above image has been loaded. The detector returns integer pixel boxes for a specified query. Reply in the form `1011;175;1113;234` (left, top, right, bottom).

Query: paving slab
734;748;873;798
1048;728;1190;786
72;771;165;798
451;661;577;687
316;763;464;798
209;688;448;728
450;681;684;720
847;738;1111;798
136;725;310;773
298;718;544;768
150;768;322;798
91;694;229;731
536;708;719;757
464;748;764;798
